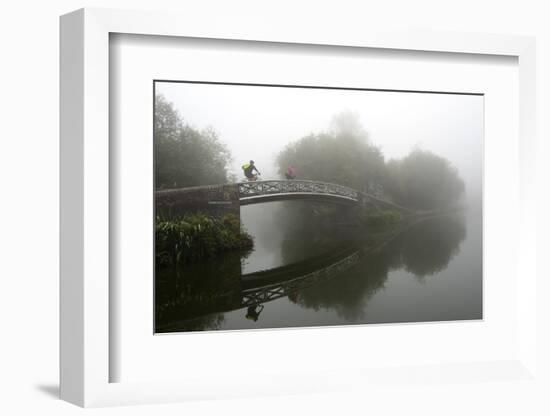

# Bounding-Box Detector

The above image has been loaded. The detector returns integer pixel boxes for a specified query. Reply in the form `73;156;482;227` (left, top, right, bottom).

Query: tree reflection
395;215;466;279
275;200;361;265
155;250;244;331
288;251;390;321
287;214;466;321
158;313;226;333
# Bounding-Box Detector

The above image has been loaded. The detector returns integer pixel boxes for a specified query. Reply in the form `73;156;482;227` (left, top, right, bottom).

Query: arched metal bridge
238;180;359;205
155;179;411;217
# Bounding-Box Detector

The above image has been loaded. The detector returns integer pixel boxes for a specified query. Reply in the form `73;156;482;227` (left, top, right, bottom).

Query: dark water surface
155;201;482;332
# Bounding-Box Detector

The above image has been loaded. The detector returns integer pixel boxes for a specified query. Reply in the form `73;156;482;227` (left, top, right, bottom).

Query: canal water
155;200;482;332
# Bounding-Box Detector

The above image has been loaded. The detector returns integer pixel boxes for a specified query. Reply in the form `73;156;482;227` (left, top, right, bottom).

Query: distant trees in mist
277;111;465;210
155;95;466;210
276;112;385;191
155;94;231;189
384;149;465;210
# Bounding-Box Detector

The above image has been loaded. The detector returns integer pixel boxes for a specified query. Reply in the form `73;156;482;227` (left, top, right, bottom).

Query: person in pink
285;165;297;180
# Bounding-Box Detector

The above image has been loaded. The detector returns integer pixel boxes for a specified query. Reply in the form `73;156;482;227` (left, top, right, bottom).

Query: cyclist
242;160;261;181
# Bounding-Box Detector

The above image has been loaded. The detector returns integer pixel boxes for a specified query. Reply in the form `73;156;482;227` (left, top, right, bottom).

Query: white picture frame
60;7;537;407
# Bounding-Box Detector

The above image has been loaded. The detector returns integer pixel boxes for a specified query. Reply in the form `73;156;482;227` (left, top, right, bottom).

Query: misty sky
156;82;483;196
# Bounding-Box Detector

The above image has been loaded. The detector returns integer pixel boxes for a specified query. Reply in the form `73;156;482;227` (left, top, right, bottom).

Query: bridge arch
238;180;359;205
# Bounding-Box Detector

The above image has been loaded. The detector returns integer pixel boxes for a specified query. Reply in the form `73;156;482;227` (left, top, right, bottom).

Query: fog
155;81;484;331
157;82;482;200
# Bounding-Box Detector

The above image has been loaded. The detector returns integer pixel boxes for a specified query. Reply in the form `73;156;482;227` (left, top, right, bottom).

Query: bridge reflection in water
155;219;414;333
241;249;361;308
155;251;363;332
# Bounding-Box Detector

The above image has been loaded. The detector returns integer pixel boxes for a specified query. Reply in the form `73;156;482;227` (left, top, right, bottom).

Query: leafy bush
155;213;253;267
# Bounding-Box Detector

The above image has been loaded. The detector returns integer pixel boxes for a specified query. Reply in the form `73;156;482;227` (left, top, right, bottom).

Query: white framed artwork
60;8;537;407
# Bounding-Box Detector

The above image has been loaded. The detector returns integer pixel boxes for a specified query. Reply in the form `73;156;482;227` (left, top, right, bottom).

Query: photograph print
154;81;482;333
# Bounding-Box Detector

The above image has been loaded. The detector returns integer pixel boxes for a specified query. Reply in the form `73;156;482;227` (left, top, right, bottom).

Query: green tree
276;111;385;191
384;149;465;210
155;94;232;189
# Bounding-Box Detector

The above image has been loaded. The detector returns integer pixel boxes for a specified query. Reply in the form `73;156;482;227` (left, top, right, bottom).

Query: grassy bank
156;213;253;267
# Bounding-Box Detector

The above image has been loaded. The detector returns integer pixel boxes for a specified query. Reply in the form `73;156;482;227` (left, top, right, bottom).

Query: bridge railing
238;180;359;201
241;250;361;307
